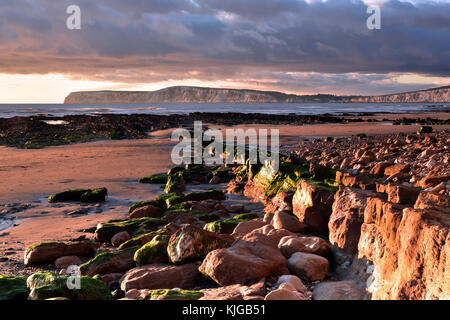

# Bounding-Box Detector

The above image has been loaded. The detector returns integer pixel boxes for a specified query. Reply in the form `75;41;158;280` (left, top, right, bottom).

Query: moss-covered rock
164;175;185;194
0;276;29;300
418;126;433;134
48;189;91;203
183;190;226;202
141;289;203;300
27;272;112;300
80;187;108;203
118;224;176;250
79;246;141;276
204;213;258;234
134;235;170;266
95;217;168;242
24;241;100;266
48;187;107;203
138;173;168;184
129;200;164;214
167;225;232;264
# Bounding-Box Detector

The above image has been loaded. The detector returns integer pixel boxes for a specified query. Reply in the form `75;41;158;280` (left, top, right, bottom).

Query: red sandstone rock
414;191;450;214
128;205;163;219
278;235;330;258
54;255;82;268
232;220;268;237
199;231;287;286
120;262;202;291
312;281;365;300
384;163;410;176
271;211;307;233
111;231;131;247
287;252;329;281
292;180;334;235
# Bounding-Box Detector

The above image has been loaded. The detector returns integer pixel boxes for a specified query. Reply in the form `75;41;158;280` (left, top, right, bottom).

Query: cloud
0;0;448;95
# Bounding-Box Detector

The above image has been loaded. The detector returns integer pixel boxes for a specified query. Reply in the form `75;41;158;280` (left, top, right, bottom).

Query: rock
0;276;29;300
312;281;366;300
111;231;131;247
200;285;244;300
120;263;202;291
384;163;410;176
100;273;123;284
228;204;245;213
359;205;450;300
309;162;327;179
287;252;329;281
199;231;287;286
369;161;391;177
139;289;203;300
264;191;294;214
264;288;306;300
27;271;112;300
232;220;268;237
274;275;306;293
272;211;307;233
328;187;383;255
377;183;420;205
414;191;450;214
80;246;141;276
54;256;82;268
251;224;296;243
263;212;274;223
209;176;221;184
204;213;258;234
292;180;335;235
419;174;450;189
167;225;233;264
128;205;164;219
24;241;100;266
134;235;170;266
118;224;178;250
95;217;168;242
278;235;330;258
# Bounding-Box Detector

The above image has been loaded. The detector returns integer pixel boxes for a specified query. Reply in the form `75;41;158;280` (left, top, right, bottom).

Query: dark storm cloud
0;0;448;94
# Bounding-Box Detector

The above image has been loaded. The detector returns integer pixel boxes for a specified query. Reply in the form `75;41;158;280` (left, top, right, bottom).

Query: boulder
264;288;306;300
128;205;164;219
278;235;330;258
271;211;307;233
200;279;266;300
274;275;306;293
120;263;202;291
24;241;100;266
377;183;420;205
134;235;170;266
287;252;329;281
199;231;287;286
0;276;29;300
27;271;112;300
384;163;410;176
292;180;335;235
232;220;268;237
414;191;450;214
111;231;131;247
312;281;366;300
54;256;82;268
167;225;233;264
80;246;141;276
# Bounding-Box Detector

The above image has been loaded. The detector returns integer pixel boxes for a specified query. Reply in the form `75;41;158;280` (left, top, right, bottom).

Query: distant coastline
64;85;450;104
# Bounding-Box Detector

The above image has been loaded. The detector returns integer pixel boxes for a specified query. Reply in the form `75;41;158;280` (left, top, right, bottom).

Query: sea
0;102;448;118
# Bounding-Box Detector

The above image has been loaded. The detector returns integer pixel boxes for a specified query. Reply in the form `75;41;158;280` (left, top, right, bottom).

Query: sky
0;0;449;103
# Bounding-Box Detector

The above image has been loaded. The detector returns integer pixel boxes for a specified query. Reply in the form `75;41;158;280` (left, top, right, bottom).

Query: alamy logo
66;5;81;30
66;265;81;290
171;121;280;173
366;5;381;30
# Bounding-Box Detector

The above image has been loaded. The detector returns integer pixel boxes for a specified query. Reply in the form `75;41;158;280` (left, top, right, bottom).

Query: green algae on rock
48;187;108;203
27;272;112;300
204;213;259;234
134;235;170;266
118;224;177;250
95;217;168;241
167;225;233;264
138;173;168;184
79;246;141;277
141;289;203;300
0;276;29;300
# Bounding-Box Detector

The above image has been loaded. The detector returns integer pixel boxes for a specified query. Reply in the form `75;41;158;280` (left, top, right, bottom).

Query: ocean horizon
0;102;448;118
